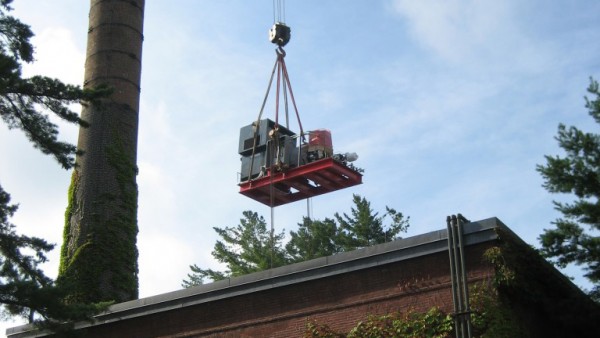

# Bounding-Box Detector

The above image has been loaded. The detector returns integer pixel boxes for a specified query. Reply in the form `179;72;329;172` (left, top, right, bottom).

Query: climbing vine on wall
304;307;453;338
301;241;527;338
58;137;139;303
59;170;79;276
469;281;523;337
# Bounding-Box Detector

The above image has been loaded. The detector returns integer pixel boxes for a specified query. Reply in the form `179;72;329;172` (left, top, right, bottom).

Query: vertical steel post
447;216;461;338
457;214;473;337
448;214;472;338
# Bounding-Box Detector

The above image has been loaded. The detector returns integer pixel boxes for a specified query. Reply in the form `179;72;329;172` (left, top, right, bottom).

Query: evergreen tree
182;211;288;287
0;0;108;325
537;78;600;300
0;2;106;168
286;217;340;263
335;194;410;251
184;196;410;287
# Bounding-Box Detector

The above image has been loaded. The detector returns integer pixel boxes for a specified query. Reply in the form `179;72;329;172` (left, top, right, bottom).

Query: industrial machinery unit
239;119;297;182
238;119;362;207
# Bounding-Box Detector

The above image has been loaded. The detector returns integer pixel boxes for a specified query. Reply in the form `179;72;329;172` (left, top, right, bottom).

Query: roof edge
8;217;504;337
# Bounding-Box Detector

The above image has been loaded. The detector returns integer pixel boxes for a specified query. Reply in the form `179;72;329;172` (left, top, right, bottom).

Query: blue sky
1;0;599;333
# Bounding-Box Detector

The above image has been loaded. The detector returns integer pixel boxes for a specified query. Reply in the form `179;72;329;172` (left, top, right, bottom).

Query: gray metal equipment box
239;119;299;182
238;119;296;156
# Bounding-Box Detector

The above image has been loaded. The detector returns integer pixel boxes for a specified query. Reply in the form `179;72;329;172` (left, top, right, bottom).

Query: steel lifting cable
248;46;303;181
274;50;283;128
273;0;286;23
273;47;304;138
244;0;289;270
249;7;297;267
269;163;275;269
282;61;290;128
272;47;304;138
246;55;280;182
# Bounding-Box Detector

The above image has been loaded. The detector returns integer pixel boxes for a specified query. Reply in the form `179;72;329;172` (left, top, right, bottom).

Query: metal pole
457;214;473;338
447;216;461;338
451;215;466;338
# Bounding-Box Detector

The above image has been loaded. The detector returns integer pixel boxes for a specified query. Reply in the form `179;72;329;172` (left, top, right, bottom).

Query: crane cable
262;0;297;269
273;0;286;23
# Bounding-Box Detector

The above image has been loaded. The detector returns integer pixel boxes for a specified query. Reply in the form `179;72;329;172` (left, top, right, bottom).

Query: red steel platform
239;157;363;207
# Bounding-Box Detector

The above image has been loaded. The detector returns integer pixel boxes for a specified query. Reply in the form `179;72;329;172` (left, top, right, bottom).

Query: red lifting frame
239;158;363;207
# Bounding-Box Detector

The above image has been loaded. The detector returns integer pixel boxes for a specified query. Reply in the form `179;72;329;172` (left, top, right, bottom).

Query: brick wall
73;242;494;338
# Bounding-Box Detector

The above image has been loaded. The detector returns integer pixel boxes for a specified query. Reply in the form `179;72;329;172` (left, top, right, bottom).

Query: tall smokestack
59;0;145;303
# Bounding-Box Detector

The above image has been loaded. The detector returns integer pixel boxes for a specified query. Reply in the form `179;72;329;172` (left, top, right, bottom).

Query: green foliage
482;246;516;286
58;140;139;303
58;171;79;277
304;321;345;338
536;77;600;299
183;195;409;287
286;217;340;263
181;264;223;288
481;237;600;336
0;0;33;63
0;184;53;319
304;307;453;338
335;194;410;251
0;186;107;327
182;211;287;287
0;4;109;169
469;282;522;338
0;0;109;325
286;195;410;262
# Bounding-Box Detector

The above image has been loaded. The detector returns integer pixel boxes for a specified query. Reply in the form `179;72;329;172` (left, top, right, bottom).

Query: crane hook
276;46;286;57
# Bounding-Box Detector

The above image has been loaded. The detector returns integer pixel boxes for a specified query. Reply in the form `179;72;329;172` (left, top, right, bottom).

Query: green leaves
0;185;107;325
0;72;109;169
305;307;453;338
183;195;410;287
335;195;410;251
0;2;110;326
0;8;34;62
537;77;600;299
0;3;111;170
182;211;288;287
286;217;340;263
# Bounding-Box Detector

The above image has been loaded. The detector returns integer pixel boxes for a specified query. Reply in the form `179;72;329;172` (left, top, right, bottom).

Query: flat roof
8;217;504;337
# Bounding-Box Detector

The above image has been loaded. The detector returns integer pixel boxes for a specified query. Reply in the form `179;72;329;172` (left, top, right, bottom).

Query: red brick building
8;217;600;337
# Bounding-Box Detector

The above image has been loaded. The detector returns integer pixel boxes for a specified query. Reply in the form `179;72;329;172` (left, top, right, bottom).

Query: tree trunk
59;0;145;304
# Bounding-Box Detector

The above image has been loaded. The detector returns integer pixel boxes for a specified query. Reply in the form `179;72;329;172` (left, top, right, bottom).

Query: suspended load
238;14;363;207
238;119;362;207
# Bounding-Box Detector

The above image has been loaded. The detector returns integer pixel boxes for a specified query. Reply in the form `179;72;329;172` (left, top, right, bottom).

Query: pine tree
182;211;288;287
537;77;600;299
335;194;410;250
183;196;410;287
58;0;145;304
0;0;108;325
286;217;340;263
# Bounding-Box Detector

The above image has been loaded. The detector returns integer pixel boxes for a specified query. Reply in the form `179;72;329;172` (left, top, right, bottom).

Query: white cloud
22;28;85;84
391;0;548;74
137;230;199;297
3;2;600;335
